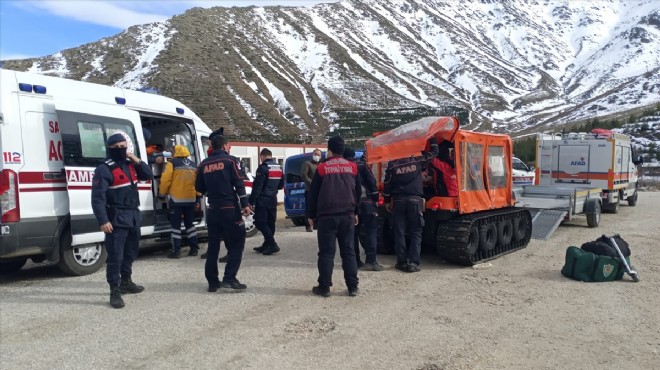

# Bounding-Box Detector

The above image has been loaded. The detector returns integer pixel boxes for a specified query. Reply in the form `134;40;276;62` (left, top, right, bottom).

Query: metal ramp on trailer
529;209;568;240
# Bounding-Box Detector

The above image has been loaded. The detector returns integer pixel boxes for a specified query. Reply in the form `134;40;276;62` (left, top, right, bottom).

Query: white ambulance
0;69;220;275
535;130;643;213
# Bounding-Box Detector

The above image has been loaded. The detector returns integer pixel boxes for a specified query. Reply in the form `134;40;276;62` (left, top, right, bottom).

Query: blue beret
107;133;126;146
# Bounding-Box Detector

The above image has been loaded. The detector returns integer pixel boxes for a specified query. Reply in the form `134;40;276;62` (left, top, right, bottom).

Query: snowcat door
56;100;153;245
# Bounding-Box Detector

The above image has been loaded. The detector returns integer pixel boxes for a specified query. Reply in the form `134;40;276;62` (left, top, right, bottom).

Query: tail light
0;169;20;223
377;196;384;206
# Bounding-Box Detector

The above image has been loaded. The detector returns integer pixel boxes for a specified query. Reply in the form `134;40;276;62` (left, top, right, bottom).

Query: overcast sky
0;0;338;60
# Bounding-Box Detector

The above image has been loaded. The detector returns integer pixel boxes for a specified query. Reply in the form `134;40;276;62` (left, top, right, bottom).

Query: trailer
515;185;603;240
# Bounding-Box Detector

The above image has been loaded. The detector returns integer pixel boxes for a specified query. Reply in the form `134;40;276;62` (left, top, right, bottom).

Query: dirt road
1;193;659;369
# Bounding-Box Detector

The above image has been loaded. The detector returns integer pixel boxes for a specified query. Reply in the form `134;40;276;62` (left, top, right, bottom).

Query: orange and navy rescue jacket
159;145;199;204
92;159;153;228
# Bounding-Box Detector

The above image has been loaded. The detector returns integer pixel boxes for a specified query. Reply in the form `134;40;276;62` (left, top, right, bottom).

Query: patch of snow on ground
227;85;278;135
28;52;69;77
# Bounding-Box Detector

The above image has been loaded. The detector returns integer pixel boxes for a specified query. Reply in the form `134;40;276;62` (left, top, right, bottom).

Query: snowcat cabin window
488;146;508;189
462;142;485;191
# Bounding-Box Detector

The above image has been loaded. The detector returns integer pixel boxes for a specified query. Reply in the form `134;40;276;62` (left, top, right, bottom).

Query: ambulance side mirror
633;156;643;166
529;166;535;172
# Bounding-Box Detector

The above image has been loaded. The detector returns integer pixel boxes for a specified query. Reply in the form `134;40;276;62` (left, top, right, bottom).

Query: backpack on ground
561;235;631;282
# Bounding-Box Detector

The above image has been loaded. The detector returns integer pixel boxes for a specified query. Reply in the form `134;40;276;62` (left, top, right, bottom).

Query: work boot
208;280;221;292
253;243;267;253
262;243;280;256
220;280;247;291
188;247;199;257
395;263;408;272
348;286;359;297
362;262;384;271
218;254;228;263
119;277;144;294
356;259;365;268
167;251;181;259
312;286;331;297
200;252;207;259
109;285;125;309
406;264;421;273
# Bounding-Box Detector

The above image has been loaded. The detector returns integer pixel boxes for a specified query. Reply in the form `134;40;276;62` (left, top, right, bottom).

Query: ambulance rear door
55;100;153;245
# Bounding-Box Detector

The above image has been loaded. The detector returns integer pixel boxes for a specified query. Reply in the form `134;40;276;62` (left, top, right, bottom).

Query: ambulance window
488;146;508;189
462;142;485;191
78;122;107;158
104;123;140;157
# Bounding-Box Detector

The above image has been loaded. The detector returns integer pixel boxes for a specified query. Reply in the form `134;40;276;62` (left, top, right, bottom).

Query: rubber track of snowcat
437;208;532;266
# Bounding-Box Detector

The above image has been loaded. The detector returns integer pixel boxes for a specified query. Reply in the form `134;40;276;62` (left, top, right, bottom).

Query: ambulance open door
55;100;154;245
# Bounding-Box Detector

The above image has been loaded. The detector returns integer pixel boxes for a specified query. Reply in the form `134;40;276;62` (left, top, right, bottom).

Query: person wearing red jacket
429;142;458;197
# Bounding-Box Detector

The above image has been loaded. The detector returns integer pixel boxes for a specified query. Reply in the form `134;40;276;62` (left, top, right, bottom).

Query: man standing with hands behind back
301;148;322;232
196;134;251;292
307;136;361;297
92;133;153;309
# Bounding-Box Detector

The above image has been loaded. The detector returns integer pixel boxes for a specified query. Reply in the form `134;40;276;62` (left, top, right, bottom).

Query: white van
0;69;218;275
512;157;535;187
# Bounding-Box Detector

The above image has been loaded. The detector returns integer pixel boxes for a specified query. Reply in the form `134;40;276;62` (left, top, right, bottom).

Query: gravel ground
1;194;659;370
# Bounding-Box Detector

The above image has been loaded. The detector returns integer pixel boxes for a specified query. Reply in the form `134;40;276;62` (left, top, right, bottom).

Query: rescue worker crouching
344;148;383;271
195;135;251;292
91;133;154;309
383;138;438;273
250;148;284;255
158;144;201;258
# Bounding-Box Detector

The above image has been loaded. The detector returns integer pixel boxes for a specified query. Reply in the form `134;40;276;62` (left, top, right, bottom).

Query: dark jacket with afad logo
195;149;249;209
383;143;438;202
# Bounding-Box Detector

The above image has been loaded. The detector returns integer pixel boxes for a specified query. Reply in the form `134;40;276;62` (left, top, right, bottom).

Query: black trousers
105;226;140;286
205;206;246;284
316;213;359;288
254;196;277;246
392;196;424;266
354;200;378;264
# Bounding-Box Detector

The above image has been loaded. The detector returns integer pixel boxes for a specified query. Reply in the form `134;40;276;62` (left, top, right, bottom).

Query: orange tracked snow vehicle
366;116;532;266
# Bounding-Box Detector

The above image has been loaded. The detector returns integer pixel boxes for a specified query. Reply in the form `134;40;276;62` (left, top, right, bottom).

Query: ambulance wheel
478;223;497;253
57;228;107;276
291;217;307;227
586;202;601;228
0;258;27;274
628;191;638;207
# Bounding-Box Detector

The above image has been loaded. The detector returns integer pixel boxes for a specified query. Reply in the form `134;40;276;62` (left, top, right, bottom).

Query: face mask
109;147;128;162
312;155;320;162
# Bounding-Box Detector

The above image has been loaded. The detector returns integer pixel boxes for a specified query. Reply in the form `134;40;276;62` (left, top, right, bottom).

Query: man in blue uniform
344;148;383;271
383;138;438;273
92;133;153;309
250;148;284;255
196;135;251;292
307;136;361;297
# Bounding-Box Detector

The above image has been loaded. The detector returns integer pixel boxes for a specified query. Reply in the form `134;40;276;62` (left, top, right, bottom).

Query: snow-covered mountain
2;0;659;141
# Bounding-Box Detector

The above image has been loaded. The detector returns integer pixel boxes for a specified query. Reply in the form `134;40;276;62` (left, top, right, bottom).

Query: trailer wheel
496;219;513;247
586;201;601;228
628;191;638;207
291;217;307;227
478;223;497;253
57;228;107;276
513;215;529;242
0;258;28;274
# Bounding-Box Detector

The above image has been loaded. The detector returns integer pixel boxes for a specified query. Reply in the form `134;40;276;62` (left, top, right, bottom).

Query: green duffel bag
561;246;630;282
